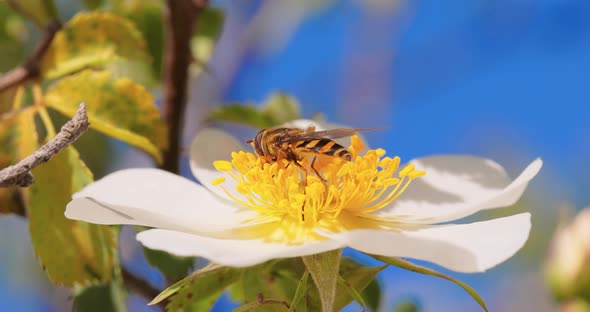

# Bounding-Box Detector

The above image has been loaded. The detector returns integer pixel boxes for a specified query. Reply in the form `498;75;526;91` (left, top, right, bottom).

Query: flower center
211;135;425;243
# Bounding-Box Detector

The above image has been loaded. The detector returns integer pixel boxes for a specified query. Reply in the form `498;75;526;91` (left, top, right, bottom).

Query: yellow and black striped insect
246;126;382;178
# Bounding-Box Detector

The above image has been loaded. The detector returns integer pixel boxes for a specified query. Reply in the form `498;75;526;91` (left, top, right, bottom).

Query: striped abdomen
292;139;352;161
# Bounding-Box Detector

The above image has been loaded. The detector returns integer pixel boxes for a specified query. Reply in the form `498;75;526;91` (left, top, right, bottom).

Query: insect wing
280;127;385;143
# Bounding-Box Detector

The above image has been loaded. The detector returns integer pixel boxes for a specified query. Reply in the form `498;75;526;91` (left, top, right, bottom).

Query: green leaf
150;264;241;306
28;146;117;286
143;247;195;283
163;265;242;311
44;70;167;163
362;279;382;312
72;282;127;312
209;92;301;129
6;0;58;29
242;266;295;312
373;256;488;312
333;258;386;311
0;4;28;71
302;249;342;312
233;295;292;312
394;300;420;312
190;7;224;75
195;7;224;40
289;271;309;312
208;104;277;129
262;93;301;125
40;11;152;81
338;276;366;311
82;0;104;10
228;259;312;312
113;1;164;80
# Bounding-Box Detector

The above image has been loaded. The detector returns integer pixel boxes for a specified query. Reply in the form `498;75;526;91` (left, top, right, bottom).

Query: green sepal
288;270;309;312
333;258;386;311
302;249;342;312
373;256;488;312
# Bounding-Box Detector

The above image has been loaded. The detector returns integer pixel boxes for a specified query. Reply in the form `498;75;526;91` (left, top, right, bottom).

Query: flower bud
547;208;590;302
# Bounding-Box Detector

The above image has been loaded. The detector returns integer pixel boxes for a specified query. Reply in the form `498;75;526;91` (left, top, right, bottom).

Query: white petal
136;229;344;267
378;156;542;223
189;123;347;202
189;128;247;202
66;168;255;233
336;213;531;273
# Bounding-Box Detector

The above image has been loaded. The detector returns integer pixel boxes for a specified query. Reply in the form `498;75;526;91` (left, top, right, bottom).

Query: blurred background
2;0;589;311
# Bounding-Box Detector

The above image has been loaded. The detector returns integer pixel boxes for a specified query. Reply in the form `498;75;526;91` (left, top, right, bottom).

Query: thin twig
160;0;208;173
0;20;61;92
122;268;163;308
0;103;89;187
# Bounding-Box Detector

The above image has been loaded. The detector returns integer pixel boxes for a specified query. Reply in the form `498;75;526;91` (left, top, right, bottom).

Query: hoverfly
246;126;383;179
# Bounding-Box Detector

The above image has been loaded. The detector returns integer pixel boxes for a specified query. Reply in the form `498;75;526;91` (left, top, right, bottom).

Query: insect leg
310;156;326;182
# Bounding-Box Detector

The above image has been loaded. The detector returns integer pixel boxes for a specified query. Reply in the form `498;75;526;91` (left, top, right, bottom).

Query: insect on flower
246;126;385;179
65;119;542;272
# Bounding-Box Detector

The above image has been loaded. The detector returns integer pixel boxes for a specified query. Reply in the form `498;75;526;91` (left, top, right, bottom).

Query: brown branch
122;268;164;309
160;0;208;173
0;20;61;92
0;103;89;187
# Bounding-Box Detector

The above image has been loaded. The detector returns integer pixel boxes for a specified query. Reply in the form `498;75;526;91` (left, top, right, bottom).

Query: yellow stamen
211;177;226;186
213;160;233;172
212;136;425;244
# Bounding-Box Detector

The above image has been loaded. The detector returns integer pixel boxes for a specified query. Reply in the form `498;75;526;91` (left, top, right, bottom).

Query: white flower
65;120;542;272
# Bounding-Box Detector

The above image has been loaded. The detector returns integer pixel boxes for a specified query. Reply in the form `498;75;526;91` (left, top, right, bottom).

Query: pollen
212;135;425;244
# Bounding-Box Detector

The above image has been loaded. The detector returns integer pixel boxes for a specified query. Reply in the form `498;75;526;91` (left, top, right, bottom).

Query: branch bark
0;103;89;187
122;269;163;307
160;0;208;173
0;20;61;92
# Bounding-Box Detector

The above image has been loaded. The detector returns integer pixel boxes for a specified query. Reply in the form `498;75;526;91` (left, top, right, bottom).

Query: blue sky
222;0;590;207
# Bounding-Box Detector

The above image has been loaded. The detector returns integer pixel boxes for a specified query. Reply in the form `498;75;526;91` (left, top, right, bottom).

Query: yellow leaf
28;146;116;286
0;102;38;214
40;11;152;81
13;106;38;160
0;123;17;213
44;70;167;163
